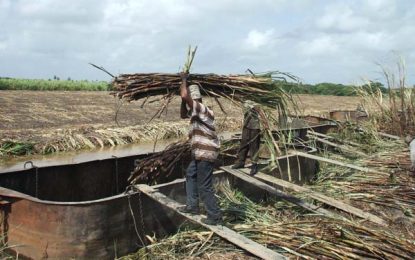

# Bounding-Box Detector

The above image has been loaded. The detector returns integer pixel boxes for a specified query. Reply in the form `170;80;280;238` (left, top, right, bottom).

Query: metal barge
0;144;320;259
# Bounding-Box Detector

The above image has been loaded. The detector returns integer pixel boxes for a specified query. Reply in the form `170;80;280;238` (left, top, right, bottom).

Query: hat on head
189;84;202;100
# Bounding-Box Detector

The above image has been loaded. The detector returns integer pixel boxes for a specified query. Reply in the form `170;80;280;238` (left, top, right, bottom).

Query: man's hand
180;72;189;82
180;72;193;108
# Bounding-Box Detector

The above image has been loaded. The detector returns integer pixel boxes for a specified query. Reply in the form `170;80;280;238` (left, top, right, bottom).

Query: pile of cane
128;141;190;185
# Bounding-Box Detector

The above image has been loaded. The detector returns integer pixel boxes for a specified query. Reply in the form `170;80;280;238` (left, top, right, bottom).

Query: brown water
0;132;237;173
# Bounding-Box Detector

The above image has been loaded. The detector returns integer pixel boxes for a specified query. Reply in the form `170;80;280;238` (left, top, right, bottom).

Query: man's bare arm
180;99;189;119
180;73;193;108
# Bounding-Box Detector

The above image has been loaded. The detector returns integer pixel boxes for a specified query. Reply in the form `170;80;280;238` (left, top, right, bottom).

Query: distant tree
361;81;387;94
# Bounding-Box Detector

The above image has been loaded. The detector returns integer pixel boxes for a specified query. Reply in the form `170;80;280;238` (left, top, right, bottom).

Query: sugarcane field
1;1;415;260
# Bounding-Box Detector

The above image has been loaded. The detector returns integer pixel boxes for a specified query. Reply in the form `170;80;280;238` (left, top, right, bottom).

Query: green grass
0;77;391;96
0;141;34;156
0;77;111;91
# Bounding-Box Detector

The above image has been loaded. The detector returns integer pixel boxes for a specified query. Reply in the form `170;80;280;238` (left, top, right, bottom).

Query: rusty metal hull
0;151;190;259
0;185;187;259
0;144;318;258
0;145;237;258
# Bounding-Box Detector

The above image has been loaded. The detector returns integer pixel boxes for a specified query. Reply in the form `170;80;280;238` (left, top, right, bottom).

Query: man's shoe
201;217;223;225
178;205;199;215
249;164;258;176
231;162;245;169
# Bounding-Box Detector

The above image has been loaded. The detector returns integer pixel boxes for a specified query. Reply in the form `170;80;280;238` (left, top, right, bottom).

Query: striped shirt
189;100;220;162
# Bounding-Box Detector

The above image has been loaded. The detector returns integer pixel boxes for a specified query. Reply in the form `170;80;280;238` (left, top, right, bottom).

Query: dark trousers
186;160;221;219
237;128;260;164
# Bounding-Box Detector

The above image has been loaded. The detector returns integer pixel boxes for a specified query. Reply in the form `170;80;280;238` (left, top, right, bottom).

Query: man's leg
249;129;261;175
232;127;250;168
197;160;222;224
179;160;199;214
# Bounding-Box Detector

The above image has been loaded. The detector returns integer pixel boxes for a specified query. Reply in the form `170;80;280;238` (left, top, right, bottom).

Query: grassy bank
0;117;242;158
0;77;110;91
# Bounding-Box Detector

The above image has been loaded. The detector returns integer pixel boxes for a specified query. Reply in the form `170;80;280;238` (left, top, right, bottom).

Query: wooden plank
220;166;337;218
309;135;367;157
292;151;389;176
137;184;286;260
308;132;366;149
251;171;387;226
308;131;361;147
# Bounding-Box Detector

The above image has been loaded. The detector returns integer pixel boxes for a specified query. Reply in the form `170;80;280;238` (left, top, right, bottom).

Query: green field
0;77;390;96
0;78;110;91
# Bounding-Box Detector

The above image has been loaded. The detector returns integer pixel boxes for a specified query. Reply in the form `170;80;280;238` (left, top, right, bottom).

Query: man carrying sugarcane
178;73;222;225
232;100;261;176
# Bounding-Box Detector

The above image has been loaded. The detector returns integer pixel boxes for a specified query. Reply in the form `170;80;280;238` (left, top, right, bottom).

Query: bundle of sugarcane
112;71;291;104
111;72;295;123
128;140;190;185
128;140;239;185
110;46;297;119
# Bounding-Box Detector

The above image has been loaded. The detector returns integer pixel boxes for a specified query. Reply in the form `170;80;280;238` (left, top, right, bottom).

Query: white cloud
299;35;338;56
0;0;414;85
244;29;275;49
0;42;6;51
316;3;370;32
363;0;397;17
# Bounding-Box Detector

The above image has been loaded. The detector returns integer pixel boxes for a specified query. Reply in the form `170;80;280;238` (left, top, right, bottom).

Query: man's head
189;84;202;102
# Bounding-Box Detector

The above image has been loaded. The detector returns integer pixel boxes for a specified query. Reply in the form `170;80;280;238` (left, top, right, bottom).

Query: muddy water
0;132;238;173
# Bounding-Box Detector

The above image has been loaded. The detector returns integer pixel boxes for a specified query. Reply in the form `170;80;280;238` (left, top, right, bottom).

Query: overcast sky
1;0;414;84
